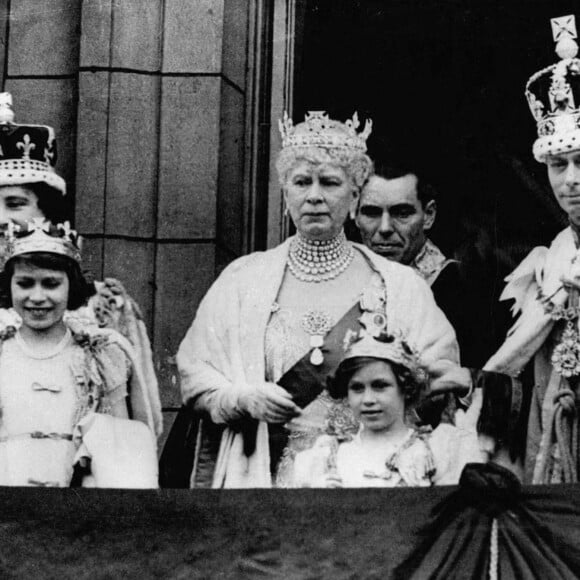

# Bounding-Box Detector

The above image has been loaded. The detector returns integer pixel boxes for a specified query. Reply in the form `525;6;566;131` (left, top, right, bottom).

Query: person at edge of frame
432;14;580;485
0;219;158;488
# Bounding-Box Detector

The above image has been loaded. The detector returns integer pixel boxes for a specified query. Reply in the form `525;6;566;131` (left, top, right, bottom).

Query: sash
160;300;365;487
241;300;364;471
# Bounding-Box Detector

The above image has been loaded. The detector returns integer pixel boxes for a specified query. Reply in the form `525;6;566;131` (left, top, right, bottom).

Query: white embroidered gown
0;329;104;487
292;424;483;488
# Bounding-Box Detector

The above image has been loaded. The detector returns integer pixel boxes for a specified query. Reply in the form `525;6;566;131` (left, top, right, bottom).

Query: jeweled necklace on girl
287;230;354;283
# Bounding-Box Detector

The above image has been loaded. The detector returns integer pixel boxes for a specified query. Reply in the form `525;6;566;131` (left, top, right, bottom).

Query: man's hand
427;360;472;396
238;383;302;423
560;273;580;291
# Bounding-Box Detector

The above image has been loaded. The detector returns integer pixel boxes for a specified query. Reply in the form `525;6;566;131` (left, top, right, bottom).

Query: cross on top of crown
552;15;577;42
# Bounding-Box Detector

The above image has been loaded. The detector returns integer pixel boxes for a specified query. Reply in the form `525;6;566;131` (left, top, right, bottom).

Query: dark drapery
394;463;580;579
1;478;580;577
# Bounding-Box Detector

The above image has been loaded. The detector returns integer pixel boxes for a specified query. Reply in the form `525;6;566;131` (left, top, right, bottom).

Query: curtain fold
393;462;580;579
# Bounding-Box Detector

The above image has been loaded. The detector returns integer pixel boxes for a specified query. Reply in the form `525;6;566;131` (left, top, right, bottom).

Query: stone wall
0;0;255;445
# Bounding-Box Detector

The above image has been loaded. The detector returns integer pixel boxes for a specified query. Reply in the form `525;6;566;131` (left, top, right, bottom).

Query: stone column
76;0;251;441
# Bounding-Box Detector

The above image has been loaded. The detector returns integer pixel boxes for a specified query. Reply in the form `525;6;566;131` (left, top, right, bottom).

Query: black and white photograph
0;1;579;578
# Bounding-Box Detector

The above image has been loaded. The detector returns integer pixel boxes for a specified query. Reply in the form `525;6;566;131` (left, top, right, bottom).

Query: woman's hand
428;360;472;396
561;273;580;291
238;383;302;423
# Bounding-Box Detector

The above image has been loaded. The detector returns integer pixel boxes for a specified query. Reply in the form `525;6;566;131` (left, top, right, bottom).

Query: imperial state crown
526;15;580;161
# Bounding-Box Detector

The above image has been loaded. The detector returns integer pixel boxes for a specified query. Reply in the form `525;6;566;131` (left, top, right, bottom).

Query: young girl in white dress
0;220;157;487
291;329;483;488
0;92;162;440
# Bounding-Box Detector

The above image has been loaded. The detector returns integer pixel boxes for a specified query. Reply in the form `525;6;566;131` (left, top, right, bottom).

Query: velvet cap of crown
5;219;81;263
0;93;65;194
341;327;425;382
278;111;373;153
526;15;580;162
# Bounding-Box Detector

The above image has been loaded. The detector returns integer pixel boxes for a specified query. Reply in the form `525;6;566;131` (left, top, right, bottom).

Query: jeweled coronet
342;327;425;383
278;111;372;153
5;219;81;263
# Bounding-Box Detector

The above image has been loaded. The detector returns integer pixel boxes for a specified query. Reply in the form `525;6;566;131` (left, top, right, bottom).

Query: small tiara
342;327;425;382
278;111;372;153
5;219;81;263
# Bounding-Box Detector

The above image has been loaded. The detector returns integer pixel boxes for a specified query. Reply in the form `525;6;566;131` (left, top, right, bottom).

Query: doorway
286;1;578;267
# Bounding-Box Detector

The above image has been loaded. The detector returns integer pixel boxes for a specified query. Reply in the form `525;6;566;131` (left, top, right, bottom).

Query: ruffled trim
412;239;457;286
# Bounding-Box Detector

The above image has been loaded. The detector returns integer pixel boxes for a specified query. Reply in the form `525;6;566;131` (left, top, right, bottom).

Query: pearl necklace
288;231;354;283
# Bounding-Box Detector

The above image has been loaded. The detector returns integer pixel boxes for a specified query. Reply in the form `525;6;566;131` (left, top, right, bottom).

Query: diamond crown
342;327;422;378
5;219;81;263
525;15;580;160
278;111;372;152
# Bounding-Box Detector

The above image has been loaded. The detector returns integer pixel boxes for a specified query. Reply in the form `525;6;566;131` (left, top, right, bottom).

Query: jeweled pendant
310;347;324;366
551;321;580;378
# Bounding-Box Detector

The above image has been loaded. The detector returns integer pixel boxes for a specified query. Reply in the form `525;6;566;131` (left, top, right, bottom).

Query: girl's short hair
0;252;96;310
328;355;423;409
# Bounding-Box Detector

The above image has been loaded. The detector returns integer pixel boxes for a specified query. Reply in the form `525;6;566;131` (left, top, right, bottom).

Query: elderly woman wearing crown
0;220;157;487
0;93;162;440
175;111;459;488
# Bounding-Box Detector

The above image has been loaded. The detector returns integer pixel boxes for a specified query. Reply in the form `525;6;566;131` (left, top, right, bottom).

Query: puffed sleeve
77;328;161;437
95;339;131;408
89;278;163;437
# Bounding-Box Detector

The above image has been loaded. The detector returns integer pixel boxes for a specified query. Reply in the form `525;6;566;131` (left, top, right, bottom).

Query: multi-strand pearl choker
287;231;354;282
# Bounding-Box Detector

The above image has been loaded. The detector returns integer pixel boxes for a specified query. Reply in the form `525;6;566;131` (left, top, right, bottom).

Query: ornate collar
411;239;457;286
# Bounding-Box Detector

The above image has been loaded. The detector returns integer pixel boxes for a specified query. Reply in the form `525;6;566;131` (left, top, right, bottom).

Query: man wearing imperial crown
435;15;580;484
0;93;162;440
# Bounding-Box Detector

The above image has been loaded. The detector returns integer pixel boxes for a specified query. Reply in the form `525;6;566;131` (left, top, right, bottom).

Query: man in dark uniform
355;162;492;367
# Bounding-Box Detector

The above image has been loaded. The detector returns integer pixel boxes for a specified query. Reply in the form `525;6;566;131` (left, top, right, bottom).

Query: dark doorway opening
293;0;579;352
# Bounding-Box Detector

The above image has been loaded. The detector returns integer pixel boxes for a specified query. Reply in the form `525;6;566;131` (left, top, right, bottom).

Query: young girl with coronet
291;329;484;487
0;220;157;487
0;92;162;440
